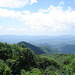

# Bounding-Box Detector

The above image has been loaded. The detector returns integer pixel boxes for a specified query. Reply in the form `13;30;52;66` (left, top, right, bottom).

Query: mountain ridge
18;41;45;54
39;46;59;54
56;44;75;54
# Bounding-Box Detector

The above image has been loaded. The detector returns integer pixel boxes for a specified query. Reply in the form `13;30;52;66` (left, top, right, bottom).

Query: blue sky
0;0;75;35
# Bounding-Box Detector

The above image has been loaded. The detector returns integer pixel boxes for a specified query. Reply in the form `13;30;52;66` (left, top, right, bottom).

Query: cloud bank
0;0;38;8
0;5;75;35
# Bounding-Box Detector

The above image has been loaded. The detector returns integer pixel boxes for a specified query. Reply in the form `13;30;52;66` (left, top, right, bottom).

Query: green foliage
17;48;36;71
0;42;75;75
0;59;11;75
21;68;42;75
21;69;26;75
0;42;12;61
21;43;25;48
6;59;18;74
30;68;42;75
0;48;12;60
35;55;60;70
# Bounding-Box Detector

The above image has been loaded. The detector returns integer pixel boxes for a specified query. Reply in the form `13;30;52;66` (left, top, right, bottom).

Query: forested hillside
18;41;45;54
0;42;75;75
18;41;58;54
39;46;59;54
56;45;75;54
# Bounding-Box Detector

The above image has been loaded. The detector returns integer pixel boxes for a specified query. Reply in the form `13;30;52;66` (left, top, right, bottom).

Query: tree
21;43;25;48
17;48;36;71
0;48;12;61
0;59;11;75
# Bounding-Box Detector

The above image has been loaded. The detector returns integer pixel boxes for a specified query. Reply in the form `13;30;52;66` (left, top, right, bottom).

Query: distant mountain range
56;45;75;54
39;46;59;54
18;41;58;54
0;35;75;45
0;35;75;54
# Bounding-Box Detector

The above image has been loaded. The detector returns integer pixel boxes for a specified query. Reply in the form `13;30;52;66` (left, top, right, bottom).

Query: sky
0;0;75;36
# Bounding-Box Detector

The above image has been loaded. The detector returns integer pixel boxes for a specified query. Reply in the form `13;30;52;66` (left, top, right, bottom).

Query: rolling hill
18;41;45;54
18;41;59;54
57;45;75;54
39;46;59;54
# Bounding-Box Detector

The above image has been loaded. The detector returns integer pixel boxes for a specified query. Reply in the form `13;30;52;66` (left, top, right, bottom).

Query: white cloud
22;10;30;15
8;28;28;32
0;8;22;18
30;0;38;5
0;0;38;8
21;5;75;32
0;27;29;35
0;5;75;34
0;26;2;29
60;1;64;5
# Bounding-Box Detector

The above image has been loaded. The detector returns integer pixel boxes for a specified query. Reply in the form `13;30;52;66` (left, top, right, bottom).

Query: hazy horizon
0;34;75;37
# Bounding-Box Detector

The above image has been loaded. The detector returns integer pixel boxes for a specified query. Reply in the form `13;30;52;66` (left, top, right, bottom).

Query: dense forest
0;42;75;75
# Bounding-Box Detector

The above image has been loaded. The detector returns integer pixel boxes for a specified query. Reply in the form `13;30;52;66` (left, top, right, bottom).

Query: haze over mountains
0;35;75;54
0;35;75;44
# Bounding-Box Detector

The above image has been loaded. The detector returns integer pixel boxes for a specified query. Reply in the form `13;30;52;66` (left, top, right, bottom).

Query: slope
39;46;59;54
57;45;75;54
18;41;45;54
